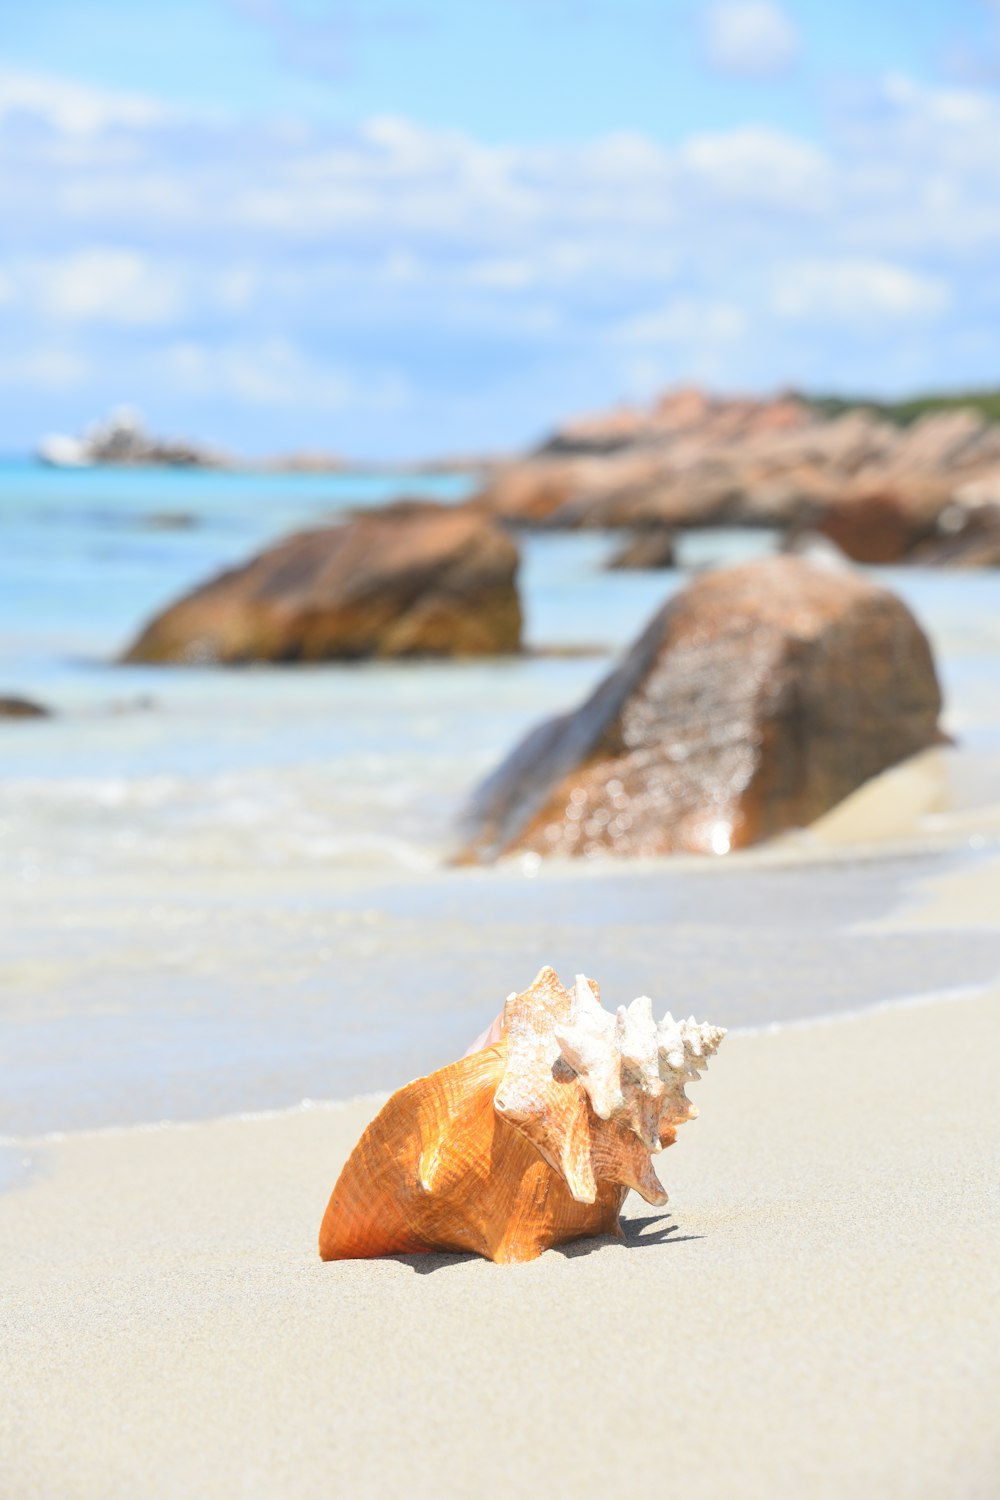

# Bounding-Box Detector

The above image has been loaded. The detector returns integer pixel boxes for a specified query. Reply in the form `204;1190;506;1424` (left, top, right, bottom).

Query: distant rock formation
458;555;942;862
140;511;199;531
789;484;948;564
605;529;676;570
258;451;345;474
911;500;1000;567
471;390;1000;555
38;408;228;469
121;504;522;664
0;695;50;719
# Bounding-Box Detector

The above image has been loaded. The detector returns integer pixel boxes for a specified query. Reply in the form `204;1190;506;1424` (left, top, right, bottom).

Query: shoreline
3;985;998;1498
0;973;992;1154
4;838;1000;1141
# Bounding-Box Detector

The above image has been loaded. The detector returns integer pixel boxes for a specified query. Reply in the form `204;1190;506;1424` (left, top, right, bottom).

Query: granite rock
123;504;522;663
459;556;943;861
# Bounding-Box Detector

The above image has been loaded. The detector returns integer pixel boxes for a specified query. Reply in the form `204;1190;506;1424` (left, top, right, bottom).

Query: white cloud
0;65;165;135
464;241;674;293
679;125;829;207
703;1;800;78
615;298;746;345
16;250;184;327
215;264;261;311
381;249;424;284
772;258;951;323
466;258;539;290
881;71;996;129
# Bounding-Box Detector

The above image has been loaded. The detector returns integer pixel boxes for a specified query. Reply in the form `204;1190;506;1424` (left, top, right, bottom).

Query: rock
475;390;1000;538
458;556;942;862
794;481;950;563
0;695;50;719
889;409;993;471
38;408;228;469
951;470;1000;510
261;451;345;473
122;505;522;664
471;455;651;527
141;511;198;531
538;388;812;457
564;470;747;530
912;501;1000;567
535;403;651;455
349;496;454;521
473;397;862;533
605;529;676;570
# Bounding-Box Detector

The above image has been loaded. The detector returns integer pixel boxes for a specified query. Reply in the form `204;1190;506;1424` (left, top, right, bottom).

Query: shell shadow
557;1213;702;1260
620;1213;703;1248
386;1249;481;1275
383;1213;702;1273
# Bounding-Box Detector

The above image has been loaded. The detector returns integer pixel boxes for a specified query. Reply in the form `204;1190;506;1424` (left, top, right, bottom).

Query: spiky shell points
319;966;724;1265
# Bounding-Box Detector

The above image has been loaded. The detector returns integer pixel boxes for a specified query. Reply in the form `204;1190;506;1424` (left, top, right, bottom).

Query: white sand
875;853;1000;930
2;988;999;1500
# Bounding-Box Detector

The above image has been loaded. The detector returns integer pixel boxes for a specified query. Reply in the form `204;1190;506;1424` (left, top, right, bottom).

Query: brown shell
318;965;722;1265
318;1041;626;1264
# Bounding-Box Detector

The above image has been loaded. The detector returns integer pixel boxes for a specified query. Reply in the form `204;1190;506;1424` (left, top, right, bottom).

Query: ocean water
2;459;1000;1139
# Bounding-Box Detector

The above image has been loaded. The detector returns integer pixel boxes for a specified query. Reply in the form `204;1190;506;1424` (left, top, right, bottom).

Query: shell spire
320;966;725;1265
552;974;726;1163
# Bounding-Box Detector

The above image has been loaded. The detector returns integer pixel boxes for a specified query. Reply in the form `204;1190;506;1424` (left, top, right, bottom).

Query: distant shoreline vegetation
799;388;1000;426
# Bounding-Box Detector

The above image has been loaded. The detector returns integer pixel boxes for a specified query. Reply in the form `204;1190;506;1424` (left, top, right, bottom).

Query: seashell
319;965;724;1264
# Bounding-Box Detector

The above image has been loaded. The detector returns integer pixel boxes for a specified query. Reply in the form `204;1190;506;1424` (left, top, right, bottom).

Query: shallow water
2;462;1000;1136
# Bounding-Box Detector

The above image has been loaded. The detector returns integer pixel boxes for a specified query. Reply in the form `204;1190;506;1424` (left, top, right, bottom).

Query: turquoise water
0;460;473;672
2;461;1000;1137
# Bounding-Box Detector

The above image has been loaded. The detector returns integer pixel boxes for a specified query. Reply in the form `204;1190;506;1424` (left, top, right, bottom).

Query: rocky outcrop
472;391;1000;544
459;556;942;862
537;387;809;457
468;456;619;526
799;457;1000;565
605;529;676;570
39;408;228;469
122;505;522;664
0;695;50;719
259;451;345;473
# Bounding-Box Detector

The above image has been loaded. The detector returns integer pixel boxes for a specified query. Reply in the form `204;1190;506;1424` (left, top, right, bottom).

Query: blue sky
2;0;999;457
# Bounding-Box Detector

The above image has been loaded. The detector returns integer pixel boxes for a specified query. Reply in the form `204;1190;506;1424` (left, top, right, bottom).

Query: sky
1;0;1000;458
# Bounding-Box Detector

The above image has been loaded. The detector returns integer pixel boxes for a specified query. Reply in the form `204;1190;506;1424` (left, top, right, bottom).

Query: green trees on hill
799;388;1000;426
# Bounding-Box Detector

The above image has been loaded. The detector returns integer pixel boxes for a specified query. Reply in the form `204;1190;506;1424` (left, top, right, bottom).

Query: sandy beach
3;984;998;1500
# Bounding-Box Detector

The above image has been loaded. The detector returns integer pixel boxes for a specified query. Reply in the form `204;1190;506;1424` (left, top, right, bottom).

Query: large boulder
459;556;942;861
122;505;522;664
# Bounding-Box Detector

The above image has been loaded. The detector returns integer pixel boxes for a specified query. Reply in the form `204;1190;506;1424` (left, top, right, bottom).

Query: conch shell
319;965;724;1265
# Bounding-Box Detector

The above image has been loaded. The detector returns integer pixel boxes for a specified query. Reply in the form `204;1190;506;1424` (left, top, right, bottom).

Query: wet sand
3;983;998;1500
